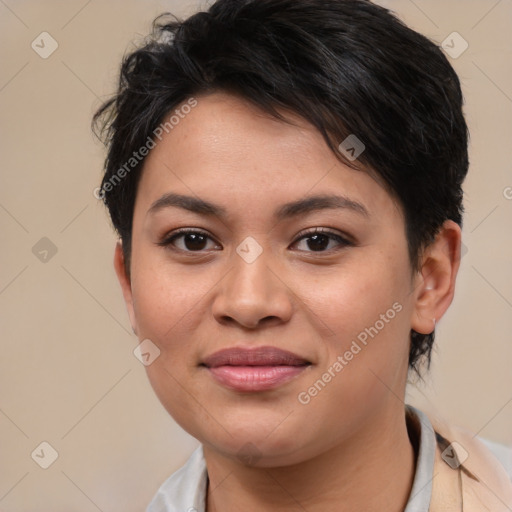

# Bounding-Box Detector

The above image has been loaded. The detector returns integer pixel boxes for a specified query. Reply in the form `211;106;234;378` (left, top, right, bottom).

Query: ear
410;220;462;335
113;240;138;336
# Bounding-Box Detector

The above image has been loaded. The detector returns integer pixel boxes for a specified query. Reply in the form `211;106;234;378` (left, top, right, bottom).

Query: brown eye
158;229;221;252
292;229;352;252
303;233;331;251
179;232;209;251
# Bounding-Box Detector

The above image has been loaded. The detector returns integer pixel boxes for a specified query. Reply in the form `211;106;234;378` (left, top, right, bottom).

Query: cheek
129;260;206;356
130;265;209;431
296;255;409;344
293;251;413;404
131;240;200;316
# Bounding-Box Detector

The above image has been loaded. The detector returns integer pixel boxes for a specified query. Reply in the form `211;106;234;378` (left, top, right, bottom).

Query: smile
201;346;311;392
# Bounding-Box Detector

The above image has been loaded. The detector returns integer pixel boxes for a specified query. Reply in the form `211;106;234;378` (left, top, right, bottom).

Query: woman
93;0;512;510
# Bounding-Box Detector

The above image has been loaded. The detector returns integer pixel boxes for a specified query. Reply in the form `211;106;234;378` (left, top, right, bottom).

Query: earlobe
113;240;138;336
411;220;462;335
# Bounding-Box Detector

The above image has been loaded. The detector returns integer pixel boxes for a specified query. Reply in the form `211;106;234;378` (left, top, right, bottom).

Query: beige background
1;0;511;510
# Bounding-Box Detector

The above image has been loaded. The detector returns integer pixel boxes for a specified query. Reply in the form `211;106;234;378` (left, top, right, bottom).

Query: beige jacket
428;415;512;511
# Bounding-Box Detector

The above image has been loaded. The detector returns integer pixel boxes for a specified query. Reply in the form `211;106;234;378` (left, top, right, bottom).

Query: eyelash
157;227;353;254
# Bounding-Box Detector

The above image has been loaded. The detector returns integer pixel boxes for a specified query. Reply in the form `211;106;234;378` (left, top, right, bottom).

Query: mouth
201;346;312;392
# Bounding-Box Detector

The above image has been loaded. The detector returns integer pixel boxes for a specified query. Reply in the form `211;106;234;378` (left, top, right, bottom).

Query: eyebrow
147;192;369;220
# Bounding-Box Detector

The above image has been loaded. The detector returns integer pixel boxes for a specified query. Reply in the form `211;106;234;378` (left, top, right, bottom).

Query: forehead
134;92;401;223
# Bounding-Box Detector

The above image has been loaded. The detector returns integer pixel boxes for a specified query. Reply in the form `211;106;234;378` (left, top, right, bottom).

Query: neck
204;405;416;512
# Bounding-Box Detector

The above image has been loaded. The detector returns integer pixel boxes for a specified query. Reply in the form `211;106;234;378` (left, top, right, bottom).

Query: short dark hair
93;0;469;374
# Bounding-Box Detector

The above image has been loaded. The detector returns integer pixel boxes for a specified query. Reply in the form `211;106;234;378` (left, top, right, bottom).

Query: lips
201;346;311;392
203;346;310;368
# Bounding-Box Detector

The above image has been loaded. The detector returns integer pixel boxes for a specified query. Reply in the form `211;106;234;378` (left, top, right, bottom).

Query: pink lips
202;346;311;392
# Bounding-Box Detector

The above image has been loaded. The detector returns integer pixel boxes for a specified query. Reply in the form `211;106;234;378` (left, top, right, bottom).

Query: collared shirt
146;406;512;512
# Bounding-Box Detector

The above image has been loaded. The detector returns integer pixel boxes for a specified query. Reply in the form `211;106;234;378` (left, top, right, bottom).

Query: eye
157;228;222;252
291;228;352;252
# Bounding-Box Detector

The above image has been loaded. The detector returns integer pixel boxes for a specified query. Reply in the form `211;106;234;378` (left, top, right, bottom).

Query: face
116;92;435;467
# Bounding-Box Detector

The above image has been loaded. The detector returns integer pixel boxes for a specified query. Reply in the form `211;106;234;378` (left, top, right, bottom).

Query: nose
211;248;294;330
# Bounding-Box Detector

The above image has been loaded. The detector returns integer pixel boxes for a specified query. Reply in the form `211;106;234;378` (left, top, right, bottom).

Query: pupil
185;233;207;250
307;234;328;251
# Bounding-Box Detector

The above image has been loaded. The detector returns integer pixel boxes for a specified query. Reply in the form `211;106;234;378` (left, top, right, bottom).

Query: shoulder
478;437;512;479
146;445;207;512
427;411;512;509
433;416;512;482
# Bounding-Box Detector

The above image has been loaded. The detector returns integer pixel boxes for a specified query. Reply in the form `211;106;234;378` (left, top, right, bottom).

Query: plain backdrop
1;0;511;510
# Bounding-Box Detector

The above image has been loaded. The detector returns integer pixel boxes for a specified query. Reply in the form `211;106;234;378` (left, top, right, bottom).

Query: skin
114;92;461;511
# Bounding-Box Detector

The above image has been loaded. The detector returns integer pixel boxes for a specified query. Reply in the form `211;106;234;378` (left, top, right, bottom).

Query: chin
201;421;314;467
